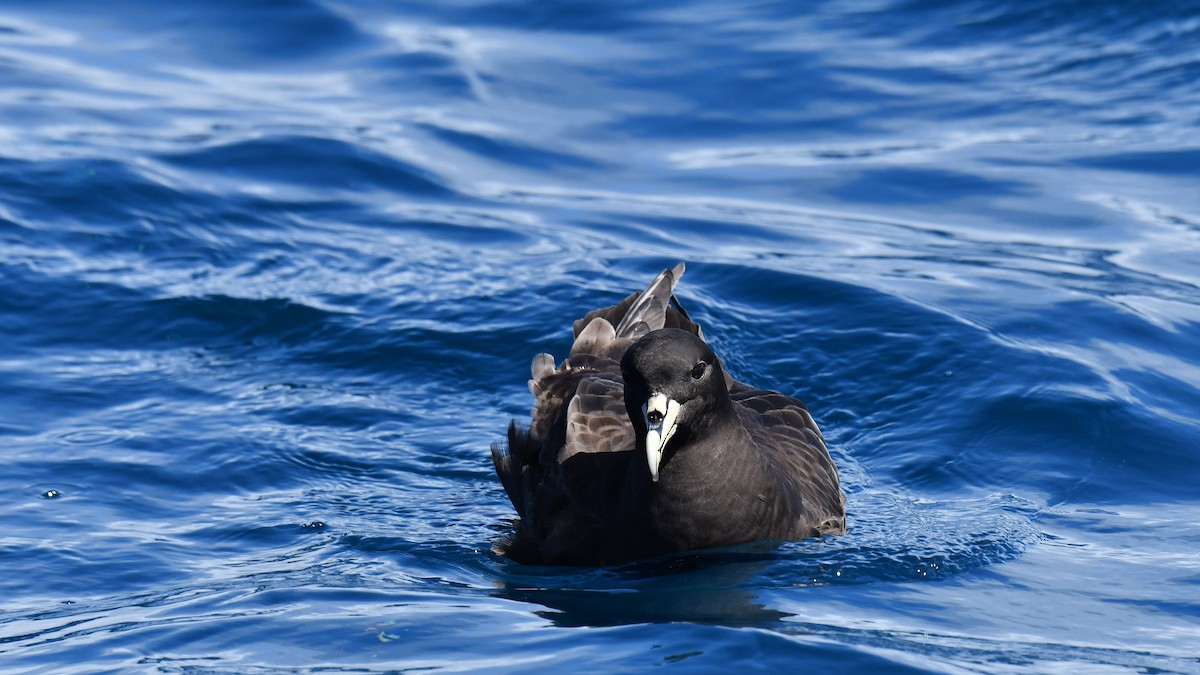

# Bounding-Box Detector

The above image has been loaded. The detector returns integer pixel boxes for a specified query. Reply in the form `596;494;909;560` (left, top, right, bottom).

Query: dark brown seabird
491;264;846;566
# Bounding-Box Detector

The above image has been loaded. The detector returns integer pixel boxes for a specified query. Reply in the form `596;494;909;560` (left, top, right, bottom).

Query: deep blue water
2;0;1199;671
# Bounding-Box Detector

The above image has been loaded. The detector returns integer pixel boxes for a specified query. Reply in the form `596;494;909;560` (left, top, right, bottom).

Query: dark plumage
491;264;846;566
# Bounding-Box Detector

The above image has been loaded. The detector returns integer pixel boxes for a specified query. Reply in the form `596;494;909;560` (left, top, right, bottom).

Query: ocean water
2;0;1199;671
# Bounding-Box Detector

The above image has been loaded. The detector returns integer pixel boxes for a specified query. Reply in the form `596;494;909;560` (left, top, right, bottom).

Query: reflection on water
1;0;1198;671
495;553;789;627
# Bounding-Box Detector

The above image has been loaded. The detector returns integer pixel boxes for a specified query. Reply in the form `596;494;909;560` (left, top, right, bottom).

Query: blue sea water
2;0;1199;671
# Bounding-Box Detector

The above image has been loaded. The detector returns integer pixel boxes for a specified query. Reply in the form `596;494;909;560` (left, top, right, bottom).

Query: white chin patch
643;393;681;482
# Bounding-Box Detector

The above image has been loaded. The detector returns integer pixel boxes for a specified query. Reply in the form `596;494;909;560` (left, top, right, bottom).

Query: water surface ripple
2;0;1199;672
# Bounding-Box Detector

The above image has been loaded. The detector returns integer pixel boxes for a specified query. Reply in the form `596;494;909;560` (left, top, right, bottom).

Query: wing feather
730;383;847;535
561;373;632;463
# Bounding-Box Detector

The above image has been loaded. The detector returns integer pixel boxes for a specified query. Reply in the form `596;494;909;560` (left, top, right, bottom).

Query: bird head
621;328;728;482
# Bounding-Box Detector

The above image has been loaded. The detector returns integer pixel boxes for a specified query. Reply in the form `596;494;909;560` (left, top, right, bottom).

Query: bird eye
690;361;707;380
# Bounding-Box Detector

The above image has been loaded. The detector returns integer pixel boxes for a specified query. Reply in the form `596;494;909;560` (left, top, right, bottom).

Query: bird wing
729;383;847;535
572;263;702;342
560;371;633;463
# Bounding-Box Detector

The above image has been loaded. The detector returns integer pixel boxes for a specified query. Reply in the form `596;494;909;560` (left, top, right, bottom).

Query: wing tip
569;317;617;357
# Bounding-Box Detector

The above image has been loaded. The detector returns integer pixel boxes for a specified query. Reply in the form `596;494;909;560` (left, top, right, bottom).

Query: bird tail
490;420;539;518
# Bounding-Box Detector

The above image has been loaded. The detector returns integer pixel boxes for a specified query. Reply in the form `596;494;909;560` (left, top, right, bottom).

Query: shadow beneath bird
491;545;792;627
